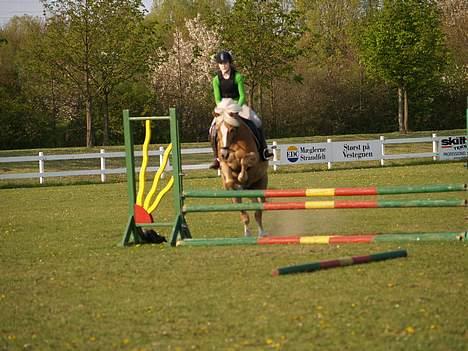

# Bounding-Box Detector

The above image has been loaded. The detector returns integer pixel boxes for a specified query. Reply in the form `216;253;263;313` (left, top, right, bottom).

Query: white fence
1;134;466;184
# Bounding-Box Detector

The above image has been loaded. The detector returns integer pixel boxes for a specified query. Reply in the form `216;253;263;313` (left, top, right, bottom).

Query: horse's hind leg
254;197;267;237
242;209;251;237
233;197;251;236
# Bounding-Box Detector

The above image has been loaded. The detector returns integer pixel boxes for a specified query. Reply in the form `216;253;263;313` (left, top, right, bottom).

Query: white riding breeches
210;105;262;136
239;105;262;128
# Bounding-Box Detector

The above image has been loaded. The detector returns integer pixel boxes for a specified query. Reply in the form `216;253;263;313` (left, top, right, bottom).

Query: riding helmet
215;51;233;63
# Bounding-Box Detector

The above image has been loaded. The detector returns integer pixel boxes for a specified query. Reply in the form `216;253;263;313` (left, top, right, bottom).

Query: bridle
215;112;240;160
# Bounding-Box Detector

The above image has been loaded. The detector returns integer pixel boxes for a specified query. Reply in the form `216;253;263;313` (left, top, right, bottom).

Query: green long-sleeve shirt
212;70;246;106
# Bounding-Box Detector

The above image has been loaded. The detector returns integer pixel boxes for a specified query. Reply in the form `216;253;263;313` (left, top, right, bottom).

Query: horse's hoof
237;172;248;184
238;176;247;184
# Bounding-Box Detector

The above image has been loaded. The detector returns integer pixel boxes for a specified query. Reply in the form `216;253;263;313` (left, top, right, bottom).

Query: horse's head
214;111;240;160
214;99;242;161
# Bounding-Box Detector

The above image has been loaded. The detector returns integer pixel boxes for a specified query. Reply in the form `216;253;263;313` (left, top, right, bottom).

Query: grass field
1;162;467;350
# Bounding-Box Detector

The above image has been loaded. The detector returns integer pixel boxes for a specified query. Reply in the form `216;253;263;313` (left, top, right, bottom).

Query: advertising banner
280;143;330;164
280;140;382;164
438;136;467;161
331;141;382;162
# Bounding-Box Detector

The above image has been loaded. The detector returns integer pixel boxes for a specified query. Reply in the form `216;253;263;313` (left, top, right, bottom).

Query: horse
213;99;269;237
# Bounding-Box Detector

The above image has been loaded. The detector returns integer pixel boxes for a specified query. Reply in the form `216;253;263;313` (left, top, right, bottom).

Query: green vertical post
169;108;191;245
466;96;467;168
123;110;136;216
121;109;142;245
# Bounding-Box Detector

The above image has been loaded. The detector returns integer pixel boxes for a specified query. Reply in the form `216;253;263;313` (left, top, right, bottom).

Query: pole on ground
272;249;408;276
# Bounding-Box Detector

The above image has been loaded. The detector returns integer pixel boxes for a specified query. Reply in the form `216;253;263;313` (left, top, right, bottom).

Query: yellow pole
136;120;152;206
143;143;173;211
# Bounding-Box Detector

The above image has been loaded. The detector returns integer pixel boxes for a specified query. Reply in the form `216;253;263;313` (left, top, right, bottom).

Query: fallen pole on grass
272;249;408;276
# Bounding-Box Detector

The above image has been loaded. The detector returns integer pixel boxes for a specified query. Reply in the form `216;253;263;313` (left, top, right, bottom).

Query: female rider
209;51;272;169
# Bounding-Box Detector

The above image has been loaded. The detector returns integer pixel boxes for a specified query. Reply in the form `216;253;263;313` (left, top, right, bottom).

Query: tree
436;0;467;102
217;0;304;108
0;17;61;149
151;15;220;140
437;0;467;67
88;0;158;145
146;0;229;43
296;0;361;68
358;0;447;133
39;0;152;147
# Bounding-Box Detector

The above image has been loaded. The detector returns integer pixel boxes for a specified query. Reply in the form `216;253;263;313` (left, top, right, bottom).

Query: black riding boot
241;119;273;161
258;127;273;161
209;131;220;170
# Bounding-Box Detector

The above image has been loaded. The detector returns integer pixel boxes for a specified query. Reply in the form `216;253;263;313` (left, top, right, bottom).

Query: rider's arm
235;72;246;106
213;75;222;104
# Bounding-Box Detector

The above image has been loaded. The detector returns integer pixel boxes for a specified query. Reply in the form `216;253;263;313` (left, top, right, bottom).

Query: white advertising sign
438;136;467;161
280;143;330;164
331;140;382;162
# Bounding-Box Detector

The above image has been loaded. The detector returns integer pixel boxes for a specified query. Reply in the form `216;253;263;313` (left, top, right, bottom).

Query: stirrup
262;149;274;160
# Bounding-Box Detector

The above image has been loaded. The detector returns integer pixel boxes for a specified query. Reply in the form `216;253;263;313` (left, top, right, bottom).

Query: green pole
121;109;142;245
169;108;191;245
183;184;466;198
184;202;264;213
177;237;258;247
377;184;467;195
183;199;466;213
374;232;467;242
184;189;266;198
376;199;466;208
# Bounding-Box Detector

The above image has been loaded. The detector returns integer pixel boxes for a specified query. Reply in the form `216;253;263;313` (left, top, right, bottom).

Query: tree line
0;0;466;149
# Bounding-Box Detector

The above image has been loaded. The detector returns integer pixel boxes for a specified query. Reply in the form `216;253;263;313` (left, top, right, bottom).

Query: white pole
100;149;106;183
327;138;332;170
432;133;437;161
272;141;278;172
38;151;44;184
380;136;385;166
159;146;165;179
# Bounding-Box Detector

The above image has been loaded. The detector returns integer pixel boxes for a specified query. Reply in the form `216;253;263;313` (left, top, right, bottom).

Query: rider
209;50;273;169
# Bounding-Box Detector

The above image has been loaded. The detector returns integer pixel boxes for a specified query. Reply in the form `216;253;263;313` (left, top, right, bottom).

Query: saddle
238;118;262;152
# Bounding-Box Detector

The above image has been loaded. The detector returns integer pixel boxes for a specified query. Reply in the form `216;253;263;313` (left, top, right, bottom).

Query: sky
0;0;154;26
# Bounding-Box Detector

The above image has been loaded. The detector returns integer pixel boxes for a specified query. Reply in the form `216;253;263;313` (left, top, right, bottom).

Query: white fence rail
1;134;466;184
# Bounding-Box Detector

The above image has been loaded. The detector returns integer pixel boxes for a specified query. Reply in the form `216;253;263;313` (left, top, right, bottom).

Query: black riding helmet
215;51;233;63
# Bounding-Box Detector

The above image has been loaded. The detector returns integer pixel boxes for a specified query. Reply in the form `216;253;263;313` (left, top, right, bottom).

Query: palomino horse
213;99;269;236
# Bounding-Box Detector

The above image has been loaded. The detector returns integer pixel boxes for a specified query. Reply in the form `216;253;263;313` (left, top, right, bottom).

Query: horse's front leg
254;197;267;237
238;159;248;184
237;152;256;184
232;197;251;236
220;162;235;189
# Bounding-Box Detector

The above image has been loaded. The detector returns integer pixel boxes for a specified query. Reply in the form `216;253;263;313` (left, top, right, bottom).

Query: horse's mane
214;98;241;127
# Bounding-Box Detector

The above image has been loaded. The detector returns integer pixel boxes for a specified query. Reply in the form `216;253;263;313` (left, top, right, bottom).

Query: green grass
0;162;467;350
